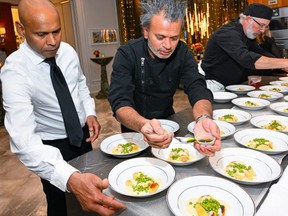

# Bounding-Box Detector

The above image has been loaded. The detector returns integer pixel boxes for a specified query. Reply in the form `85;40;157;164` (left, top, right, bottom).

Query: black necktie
44;57;83;147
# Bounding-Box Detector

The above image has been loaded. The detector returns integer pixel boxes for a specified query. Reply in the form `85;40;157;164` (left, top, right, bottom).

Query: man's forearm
192;99;213;120
255;56;288;70
115;106;148;132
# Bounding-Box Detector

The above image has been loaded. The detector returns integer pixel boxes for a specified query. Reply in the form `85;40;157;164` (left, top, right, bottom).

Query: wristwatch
195;114;211;123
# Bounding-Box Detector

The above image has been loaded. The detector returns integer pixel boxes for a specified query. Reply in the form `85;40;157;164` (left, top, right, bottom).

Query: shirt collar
20;41;59;66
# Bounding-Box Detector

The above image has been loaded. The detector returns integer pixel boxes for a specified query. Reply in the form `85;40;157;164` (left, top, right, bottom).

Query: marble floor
0;89;190;216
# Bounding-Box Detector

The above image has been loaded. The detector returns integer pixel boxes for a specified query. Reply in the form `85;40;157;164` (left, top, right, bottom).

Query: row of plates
108;151;271;215
225;84;288;95
214;89;288;104
101;113;288;158
109;157;256;215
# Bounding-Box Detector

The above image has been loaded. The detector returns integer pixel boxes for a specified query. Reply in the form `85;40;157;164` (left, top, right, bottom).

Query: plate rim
250;114;288;133
159;119;180;132
166;175;255;216
232;97;270;110
247;90;283;101
213;91;238;102
213;108;252;125
108;157;176;197
100;132;149;158
209;147;282;185
226;85;255;94
259;85;288;93
233;128;288;154
270;102;288;116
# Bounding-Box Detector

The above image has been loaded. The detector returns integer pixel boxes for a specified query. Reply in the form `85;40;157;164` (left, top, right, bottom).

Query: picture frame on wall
89;28;118;45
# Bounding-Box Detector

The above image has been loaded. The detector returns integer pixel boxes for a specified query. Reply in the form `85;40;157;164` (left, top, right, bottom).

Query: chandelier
186;2;210;40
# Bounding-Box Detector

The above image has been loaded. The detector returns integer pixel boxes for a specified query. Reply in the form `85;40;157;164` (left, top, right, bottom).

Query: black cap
243;3;273;20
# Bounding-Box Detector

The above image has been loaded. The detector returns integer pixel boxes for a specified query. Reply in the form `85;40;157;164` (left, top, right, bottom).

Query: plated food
260;85;288;94
108;157;175;197
158;119;179;133
232;97;270;110
187;120;236;139
125;171;160;195
151;142;205;166
100;133;149;158
187;195;226;216
234;128;288;154
247;90;283;102
213;109;252;125
209;147;282;185
225;161;256;181
166;176;255;216
225;84;255;94
270;102;288;117
212;91;237;103
250;115;288;134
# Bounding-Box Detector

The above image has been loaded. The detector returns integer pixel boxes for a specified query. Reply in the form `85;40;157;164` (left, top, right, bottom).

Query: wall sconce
0;27;6;46
0;27;6;35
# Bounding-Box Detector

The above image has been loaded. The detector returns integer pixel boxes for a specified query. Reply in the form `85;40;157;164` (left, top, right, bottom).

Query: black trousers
41;124;92;216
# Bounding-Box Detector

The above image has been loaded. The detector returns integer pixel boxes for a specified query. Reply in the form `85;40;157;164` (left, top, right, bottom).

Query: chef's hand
193;118;221;156
67;172;126;216
140;119;173;149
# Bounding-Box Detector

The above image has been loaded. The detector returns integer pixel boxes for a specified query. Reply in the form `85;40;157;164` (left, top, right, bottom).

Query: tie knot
44;57;56;66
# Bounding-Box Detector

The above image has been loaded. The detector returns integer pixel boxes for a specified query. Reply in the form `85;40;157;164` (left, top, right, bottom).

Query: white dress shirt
0;41;96;191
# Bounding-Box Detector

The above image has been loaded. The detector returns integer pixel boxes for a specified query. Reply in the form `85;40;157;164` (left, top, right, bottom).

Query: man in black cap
201;3;288;90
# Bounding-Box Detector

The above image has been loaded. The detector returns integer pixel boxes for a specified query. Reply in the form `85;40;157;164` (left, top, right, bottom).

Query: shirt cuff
50;160;79;192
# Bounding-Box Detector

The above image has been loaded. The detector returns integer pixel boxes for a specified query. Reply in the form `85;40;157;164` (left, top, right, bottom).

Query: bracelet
195;114;211;123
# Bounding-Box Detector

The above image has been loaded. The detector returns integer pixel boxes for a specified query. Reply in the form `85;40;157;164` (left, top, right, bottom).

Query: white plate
279;77;288;81
231;97;270;110
166;175;255;216
187;120;236;139
151;141;205;166
212;91;237;103
108;157;175;197
159;119;179;133
270;80;288;87
234;128;288;154
247;90;283;102
250;115;288;134
284;95;288;101
100;133;149;158
213;109;252;125
209;148;282;185
226;85;255;94
259;85;288;94
270;102;288;116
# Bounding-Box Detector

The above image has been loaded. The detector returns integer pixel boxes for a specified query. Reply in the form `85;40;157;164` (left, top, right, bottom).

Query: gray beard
147;40;172;59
